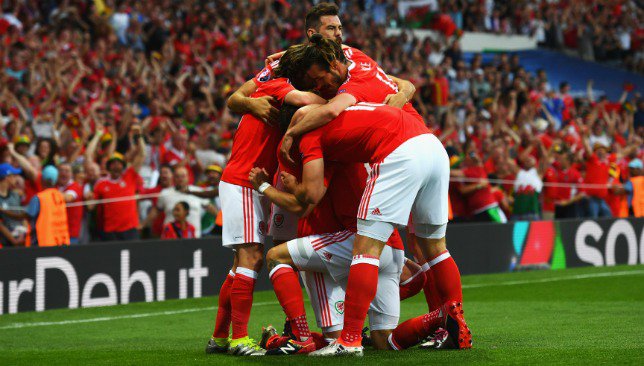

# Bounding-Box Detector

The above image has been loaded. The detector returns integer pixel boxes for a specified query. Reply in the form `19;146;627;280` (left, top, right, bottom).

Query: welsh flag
397;0;458;37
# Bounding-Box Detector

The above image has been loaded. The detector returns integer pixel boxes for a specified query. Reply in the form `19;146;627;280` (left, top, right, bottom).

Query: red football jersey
584;153;609;199
222;75;294;188
339;47;423;123
61;181;84;238
161;221;197;239
557;167;583;201
460;166;497;215
93;167;141;233
542;167;559;212
299;103;429;165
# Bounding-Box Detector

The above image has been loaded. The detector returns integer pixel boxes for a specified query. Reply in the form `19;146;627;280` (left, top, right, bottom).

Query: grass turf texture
1;265;642;365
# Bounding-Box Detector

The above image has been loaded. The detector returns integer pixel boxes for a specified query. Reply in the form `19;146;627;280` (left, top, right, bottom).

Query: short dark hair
279;104;300;135
275;33;347;90
305;2;339;33
177;201;190;214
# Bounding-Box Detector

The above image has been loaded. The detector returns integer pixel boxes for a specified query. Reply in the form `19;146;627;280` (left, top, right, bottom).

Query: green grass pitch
1;265;642;365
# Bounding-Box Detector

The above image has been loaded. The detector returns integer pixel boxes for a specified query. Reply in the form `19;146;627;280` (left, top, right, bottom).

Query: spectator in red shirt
458;142;507;223
58;162;84;244
582;138;613;218
92;125;146;241
429;67;449;118
553;149;586;219
161;201;196;239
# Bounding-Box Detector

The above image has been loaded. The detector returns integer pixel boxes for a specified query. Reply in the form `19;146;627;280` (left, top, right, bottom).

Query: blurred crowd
0;0;642;247
405;0;644;72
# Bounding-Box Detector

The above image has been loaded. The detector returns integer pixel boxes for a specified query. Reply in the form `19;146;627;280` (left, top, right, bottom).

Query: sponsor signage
1;218;641;314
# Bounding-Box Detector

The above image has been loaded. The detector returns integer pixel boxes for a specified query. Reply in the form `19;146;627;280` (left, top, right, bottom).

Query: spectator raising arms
91;124;146;241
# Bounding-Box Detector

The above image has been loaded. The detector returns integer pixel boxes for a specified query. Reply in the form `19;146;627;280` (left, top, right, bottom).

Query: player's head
279;104;320;134
278;33;348;97
305;2;342;44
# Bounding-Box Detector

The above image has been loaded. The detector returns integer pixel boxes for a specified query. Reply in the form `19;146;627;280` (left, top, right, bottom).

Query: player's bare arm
226;79;279;123
385;75;416;108
295;158;327;205
248;167;313;216
284;90;327;106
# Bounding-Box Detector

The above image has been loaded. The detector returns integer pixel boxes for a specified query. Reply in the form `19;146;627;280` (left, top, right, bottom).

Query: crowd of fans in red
0;0;642;246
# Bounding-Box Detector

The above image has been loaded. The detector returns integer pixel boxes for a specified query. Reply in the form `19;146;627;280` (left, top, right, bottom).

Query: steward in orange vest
0;166;70;246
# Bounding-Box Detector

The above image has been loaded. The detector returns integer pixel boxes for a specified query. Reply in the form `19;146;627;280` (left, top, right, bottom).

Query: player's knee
416;236;447;258
237;246;264;270
266;246;285;268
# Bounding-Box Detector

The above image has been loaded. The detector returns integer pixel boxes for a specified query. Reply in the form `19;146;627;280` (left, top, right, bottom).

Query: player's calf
231;243;264;341
267;244;313;343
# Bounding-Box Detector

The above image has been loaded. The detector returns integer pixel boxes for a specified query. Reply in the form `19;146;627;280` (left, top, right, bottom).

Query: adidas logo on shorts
370;208;382;216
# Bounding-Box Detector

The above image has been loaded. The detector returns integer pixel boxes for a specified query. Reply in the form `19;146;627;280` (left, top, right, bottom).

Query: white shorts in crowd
357;134;449;242
219;181;270;247
288;230;404;332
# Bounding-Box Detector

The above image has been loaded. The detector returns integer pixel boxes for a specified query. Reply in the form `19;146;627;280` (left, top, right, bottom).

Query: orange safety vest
35;188;70;246
631;176;644;217
215;210;223;226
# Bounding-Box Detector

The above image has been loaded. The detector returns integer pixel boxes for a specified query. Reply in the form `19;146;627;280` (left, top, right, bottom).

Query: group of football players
204;3;471;357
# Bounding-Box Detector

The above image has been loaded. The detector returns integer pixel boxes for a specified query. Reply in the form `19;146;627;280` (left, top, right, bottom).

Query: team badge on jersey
334;301;345;315
273;213;284;228
257;68;271;82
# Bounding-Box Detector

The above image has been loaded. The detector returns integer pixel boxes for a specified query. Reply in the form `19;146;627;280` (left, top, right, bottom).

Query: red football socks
340;255;380;345
389;307;445;350
212;271;235;338
422;263;442;311
269;264;310;341
400;267;426;301
429;251;463;303
230;267;257;339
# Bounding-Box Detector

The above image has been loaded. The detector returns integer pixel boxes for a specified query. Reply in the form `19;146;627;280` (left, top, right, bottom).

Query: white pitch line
1;269;642;330
0;301;280;330
462;269;644;289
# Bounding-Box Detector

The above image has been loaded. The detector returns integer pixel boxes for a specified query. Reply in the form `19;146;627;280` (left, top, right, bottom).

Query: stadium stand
0;0;642;246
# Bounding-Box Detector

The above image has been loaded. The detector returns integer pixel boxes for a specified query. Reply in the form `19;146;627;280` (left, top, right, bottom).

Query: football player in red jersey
205;71;325;356
277;34;424;164
281;103;470;356
248;137;411;355
227;2;415;125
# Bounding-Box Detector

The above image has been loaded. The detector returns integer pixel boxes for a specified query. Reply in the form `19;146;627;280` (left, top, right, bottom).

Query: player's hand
280;171;298;193
249;96;279;125
280;134;296;165
265;51;286;66
249;167;270;191
383;92;408;109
